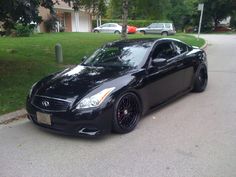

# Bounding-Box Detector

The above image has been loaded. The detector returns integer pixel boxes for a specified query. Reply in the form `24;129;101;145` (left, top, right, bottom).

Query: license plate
36;112;51;125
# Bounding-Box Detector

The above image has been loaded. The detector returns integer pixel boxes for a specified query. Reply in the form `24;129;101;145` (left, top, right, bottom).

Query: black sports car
26;38;208;136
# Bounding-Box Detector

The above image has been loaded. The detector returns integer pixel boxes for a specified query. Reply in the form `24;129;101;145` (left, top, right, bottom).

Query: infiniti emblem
42;101;50;107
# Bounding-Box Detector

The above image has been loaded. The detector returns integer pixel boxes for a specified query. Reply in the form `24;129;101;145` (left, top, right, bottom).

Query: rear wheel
114;30;121;34
113;93;141;134
94;30;99;33
161;31;168;36
193;65;208;92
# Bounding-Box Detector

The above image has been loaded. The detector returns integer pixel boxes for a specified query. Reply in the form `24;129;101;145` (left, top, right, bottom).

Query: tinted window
149;23;157;28
101;24;109;27
156;23;164;28
164;23;171;28
109;24;117;27
83;42;152;68
152;42;176;60
174;41;188;55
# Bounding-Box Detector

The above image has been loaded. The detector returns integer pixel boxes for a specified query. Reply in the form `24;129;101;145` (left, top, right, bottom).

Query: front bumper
26;97;113;137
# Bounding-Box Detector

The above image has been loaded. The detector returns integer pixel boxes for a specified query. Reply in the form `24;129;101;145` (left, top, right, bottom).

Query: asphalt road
1;34;236;177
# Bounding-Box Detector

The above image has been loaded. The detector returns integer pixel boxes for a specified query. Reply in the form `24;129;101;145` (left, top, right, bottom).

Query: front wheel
114;30;121;34
140;30;146;34
193;65;208;92
112;93;141;134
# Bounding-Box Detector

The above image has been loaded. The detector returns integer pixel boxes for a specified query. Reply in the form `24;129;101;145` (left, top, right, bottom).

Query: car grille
32;95;71;112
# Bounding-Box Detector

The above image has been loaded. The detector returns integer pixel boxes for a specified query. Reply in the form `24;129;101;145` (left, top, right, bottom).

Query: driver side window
152;42;176;60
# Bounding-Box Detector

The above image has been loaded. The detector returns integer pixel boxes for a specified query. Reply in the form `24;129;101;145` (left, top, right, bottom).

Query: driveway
1;34;236;177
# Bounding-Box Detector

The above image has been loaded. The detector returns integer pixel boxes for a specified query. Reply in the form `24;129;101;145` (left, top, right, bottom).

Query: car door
142;41;186;109
146;23;157;34
100;24;109;33
108;24;117;33
173;41;195;90
155;23;165;34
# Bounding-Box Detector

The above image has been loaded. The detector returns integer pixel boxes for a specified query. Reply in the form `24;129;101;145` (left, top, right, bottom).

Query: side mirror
152;58;167;67
81;56;87;62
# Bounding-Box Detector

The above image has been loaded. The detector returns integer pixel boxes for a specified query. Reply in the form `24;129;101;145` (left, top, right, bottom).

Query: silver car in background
93;23;122;34
137;23;176;35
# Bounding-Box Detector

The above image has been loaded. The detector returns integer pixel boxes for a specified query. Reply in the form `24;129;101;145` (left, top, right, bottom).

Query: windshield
82;42;151;68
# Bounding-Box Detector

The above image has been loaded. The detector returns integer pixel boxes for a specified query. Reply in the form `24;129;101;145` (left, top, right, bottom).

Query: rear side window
174;41;189;55
156;23;164;28
152;42;176;60
109;24;117;27
165;23;171;29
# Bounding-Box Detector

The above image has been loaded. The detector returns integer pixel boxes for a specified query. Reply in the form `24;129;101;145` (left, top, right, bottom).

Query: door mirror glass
152;58;167;67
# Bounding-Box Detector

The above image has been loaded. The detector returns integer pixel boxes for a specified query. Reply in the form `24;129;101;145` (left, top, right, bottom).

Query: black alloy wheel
193;65;208;92
113;93;141;134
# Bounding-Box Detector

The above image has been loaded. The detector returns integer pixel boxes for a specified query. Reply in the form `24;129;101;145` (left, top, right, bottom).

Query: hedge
92;19;172;28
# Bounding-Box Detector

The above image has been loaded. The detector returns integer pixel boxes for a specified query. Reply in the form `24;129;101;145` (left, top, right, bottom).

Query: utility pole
197;3;204;40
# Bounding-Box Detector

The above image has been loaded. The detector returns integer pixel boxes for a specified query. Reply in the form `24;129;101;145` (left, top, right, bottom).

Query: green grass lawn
0;32;205;115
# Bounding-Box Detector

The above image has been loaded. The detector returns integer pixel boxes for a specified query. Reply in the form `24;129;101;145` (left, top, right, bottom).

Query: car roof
104;38;157;47
103;23;119;25
105;38;183;48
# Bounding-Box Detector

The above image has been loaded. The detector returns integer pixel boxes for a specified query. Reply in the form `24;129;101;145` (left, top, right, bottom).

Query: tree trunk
121;0;128;40
214;17;218;31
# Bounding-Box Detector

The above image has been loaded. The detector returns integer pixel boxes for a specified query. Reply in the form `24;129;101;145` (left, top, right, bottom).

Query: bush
92;19;172;28
44;15;58;32
14;24;34;37
230;15;236;29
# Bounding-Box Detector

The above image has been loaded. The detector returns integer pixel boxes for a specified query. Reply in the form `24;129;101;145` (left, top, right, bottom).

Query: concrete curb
0;39;208;125
0;109;27;124
200;40;208;50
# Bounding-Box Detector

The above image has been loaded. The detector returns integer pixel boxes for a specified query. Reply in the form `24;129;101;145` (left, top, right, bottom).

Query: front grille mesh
32;95;71;112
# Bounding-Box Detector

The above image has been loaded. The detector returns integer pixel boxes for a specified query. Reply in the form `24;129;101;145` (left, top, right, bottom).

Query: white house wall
79;11;91;32
72;11;91;32
71;11;79;32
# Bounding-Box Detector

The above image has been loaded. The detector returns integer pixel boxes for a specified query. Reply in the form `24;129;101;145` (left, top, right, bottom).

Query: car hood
36;65;129;99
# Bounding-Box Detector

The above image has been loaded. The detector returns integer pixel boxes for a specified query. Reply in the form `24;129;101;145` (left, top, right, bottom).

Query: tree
107;0;171;20
0;0;107;35
0;0;55;34
168;0;197;31
198;0;235;29
63;0;107;17
121;0;128;39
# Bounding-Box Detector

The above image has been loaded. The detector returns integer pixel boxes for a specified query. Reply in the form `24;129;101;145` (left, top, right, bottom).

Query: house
38;0;92;32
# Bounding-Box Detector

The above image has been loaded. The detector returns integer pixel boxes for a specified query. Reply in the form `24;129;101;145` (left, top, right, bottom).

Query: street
1;34;236;177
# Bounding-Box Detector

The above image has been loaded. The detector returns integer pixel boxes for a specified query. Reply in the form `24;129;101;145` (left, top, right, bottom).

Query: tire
193;65;208;92
114;30;121;34
112;92;141;134
140;30;146;34
94;30;99;33
161;31;168;36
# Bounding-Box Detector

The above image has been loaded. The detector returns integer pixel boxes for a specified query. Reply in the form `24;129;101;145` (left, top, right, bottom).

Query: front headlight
76;87;115;109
